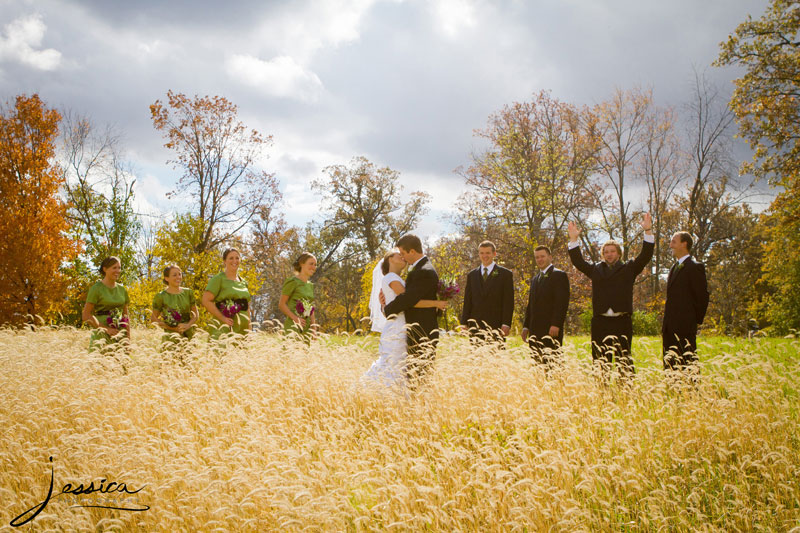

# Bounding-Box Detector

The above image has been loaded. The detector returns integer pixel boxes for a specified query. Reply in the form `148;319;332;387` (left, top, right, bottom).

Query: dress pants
591;315;634;375
466;320;506;347
405;323;439;387
662;329;698;370
528;333;563;368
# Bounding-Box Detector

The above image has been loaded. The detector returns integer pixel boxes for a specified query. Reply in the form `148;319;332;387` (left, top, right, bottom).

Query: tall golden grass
0;326;798;531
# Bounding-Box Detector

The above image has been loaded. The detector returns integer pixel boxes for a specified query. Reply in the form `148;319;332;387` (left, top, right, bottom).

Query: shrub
632;310;660;336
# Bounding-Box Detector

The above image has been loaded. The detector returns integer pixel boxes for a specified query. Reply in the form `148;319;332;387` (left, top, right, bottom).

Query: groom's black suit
383;256;439;384
662;256;709;370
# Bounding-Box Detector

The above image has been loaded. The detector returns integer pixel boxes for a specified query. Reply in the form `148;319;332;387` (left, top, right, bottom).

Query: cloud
0;14;61;70
263;0;379;61
431;0;477;38
225;54;324;102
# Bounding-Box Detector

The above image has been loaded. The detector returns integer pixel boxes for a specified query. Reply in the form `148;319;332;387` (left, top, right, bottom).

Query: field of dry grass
1;326;798;531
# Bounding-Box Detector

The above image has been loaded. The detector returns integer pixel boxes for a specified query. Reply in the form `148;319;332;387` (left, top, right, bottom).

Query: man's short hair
478;240;496;252
396;234;423;254
601;240;622;257
534;245;551;255
675;231;693;252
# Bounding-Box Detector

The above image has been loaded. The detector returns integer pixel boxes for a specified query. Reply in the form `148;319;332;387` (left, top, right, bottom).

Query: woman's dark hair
222;248;240;261
293;252;316;273
98;256;121;276
162;265;180;285
381;250;399;275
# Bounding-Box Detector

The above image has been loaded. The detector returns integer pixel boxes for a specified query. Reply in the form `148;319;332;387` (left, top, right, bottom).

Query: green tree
716;0;800;332
750;197;800;334
304;156;430;331
312;156;430;262
455;90;601;275
703;204;765;335
716;0;800;186
59;112;142;320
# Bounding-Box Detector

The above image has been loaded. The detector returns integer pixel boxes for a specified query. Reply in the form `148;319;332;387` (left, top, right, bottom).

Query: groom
383;234;440;387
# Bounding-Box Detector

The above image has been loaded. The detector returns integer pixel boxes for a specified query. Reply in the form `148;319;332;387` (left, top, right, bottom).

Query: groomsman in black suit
383;234;439;386
460;241;514;344
521;245;570;367
662;231;710;372
568;214;654;376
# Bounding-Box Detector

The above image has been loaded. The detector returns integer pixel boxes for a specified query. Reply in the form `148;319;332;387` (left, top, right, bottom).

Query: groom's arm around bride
383;234;440;385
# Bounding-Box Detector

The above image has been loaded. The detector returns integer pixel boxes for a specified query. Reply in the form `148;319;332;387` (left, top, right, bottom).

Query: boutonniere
676;263;685;272
490;270;499;278
541;272;550;279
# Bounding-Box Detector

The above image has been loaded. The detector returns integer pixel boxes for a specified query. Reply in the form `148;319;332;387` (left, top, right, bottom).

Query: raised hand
642;212;653;233
568;221;581;242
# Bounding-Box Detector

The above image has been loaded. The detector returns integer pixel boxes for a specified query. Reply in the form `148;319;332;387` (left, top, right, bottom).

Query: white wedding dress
363;272;408;390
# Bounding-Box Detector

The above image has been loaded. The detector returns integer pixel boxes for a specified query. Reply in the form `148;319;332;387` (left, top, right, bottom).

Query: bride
363;249;447;390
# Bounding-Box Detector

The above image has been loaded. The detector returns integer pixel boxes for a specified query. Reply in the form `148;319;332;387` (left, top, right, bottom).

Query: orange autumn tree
0;94;78;325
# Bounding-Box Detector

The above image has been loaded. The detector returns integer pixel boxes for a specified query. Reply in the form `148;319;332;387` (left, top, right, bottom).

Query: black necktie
668;262;678;281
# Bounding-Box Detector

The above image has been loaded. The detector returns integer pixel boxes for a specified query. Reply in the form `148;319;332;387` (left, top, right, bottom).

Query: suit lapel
667;257;688;289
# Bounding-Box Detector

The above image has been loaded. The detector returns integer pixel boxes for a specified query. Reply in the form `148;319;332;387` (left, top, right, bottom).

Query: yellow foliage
126;277;163;324
148;213;263;328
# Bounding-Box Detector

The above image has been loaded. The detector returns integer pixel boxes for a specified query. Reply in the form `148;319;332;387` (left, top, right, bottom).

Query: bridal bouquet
106;308;129;330
295;299;315;318
219;299;243;318
162;308;183;327
437;278;461;300
436;278;460;329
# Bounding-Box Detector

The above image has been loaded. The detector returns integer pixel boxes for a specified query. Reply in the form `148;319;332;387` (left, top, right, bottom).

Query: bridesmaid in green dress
202;248;252;340
82;256;130;352
150;265;198;349
279;252;317;338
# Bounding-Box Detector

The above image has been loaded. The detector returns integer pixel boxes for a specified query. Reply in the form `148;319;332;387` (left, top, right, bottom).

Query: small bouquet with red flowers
162;308;183;327
295;299;315;318
107;308;129;330
219;299;242;318
437;278;461;300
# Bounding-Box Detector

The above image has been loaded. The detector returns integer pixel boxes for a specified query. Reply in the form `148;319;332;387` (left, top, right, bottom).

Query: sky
0;0;772;237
